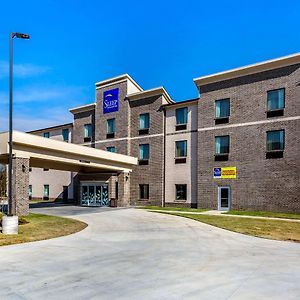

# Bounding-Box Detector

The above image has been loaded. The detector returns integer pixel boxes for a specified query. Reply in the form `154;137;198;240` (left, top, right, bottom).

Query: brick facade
12;157;30;216
197;64;300;213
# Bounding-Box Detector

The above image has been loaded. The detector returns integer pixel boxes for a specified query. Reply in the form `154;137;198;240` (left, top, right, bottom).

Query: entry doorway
218;186;231;211
80;182;109;207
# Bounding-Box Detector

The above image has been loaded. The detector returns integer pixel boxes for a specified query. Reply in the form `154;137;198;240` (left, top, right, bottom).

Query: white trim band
198;116;300;132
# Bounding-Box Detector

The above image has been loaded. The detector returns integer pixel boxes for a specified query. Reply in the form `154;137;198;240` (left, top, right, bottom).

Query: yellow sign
214;167;236;179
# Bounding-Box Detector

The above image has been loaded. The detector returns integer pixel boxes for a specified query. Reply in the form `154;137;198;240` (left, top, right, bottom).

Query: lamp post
7;32;30;217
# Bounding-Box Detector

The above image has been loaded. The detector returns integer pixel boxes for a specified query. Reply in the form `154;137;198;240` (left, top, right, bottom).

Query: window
43;168;49;171
266;130;285;159
139;113;150;135
175;140;187;164
176;184;187;201
139;113;150;129
175;107;188;130
43;132;50;138
215;135;229;161
139;144;150;165
107;118;115;138
267;89;285;117
62;128;69;142
28;185;32;200
215;99;230;124
43;184;49;200
106;146;116;153
139;184;149;199
84;124;92;142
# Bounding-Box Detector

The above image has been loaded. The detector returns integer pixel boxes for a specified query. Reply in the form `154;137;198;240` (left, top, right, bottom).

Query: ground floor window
43;184;49;199
139;184;149;200
28;185;32;200
175;184;187;200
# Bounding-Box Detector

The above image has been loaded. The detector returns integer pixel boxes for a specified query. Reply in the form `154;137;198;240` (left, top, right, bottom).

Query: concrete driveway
0;206;299;300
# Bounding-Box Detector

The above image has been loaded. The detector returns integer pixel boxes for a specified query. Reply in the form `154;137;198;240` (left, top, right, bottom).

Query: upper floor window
43;132;50;138
175;107;188;130
107;118;115;138
215;135;229;161
106;146;116;153
139;113;150;135
84;124;92;142
215;98;230;124
62;128;69;142
139;144;150;165
266;130;285;159
267;88;285;117
175;140;187;164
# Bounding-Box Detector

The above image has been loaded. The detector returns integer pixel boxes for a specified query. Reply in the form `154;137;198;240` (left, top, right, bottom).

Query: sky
0;0;299;132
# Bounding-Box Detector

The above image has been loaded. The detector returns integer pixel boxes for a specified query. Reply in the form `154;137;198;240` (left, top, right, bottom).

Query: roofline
95;74;143;92
126;86;174;104
69;103;96;114
193;52;300;86
27;123;73;134
163;97;199;108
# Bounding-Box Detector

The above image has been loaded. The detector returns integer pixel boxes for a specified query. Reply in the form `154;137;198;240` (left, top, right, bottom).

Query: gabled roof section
69;103;96;114
126;86;174;105
95;74;143;92
194;53;300;86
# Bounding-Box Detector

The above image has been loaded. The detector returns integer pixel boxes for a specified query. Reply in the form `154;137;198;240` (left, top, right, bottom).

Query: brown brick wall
197;64;300;213
12;157;30;216
95;81;130;154
72;109;95;145
129;96;164;206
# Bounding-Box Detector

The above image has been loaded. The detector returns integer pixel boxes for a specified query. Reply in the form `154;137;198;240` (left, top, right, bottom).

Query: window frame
215;98;230;124
106;146;116;153
62;128;69;142
175;107;188;130
175;140;187;158
139;184;149;200
175;184;187;201
139;113;150;129
43;132;50;138
266;129;285;152
84;124;92;138
267;88;285;112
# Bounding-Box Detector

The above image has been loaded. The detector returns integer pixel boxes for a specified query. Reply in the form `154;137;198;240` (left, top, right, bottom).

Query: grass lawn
0;213;87;246
137;206;208;213
155;212;300;242
225;210;300;220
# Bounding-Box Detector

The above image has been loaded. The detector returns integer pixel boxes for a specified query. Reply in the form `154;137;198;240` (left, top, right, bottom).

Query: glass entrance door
80;183;109;207
218;186;231;211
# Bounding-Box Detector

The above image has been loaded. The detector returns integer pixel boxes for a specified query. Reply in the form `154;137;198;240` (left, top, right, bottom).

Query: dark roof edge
163;97;199;107
27;122;73;133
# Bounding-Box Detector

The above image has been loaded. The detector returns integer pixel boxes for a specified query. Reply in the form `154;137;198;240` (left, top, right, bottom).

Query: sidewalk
147;209;300;223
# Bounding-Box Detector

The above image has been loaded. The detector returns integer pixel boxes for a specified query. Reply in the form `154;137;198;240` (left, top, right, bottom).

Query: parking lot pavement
0;205;299;300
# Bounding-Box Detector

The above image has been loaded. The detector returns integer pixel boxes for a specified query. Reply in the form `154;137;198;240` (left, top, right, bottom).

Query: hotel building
28;53;300;213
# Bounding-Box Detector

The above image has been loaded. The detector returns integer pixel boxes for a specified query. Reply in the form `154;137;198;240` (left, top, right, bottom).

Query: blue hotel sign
103;88;119;114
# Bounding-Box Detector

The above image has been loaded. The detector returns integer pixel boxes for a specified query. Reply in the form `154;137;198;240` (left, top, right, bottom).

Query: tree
0;164;7;198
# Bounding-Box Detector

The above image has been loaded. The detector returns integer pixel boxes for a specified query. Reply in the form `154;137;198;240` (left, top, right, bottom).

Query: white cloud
0;61;50;79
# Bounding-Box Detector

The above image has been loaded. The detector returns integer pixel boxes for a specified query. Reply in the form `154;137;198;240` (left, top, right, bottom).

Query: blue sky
0;0;299;131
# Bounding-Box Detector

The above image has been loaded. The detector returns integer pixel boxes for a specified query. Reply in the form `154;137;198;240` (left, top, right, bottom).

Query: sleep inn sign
103;88;119;114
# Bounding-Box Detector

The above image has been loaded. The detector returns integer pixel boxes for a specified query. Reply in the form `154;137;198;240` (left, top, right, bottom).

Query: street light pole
7;32;30;216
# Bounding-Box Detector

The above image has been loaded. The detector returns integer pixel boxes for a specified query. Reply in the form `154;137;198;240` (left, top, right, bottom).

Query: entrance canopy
0;131;137;173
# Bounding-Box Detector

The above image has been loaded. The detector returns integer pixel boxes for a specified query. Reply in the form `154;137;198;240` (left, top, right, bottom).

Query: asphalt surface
0;205;299;300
